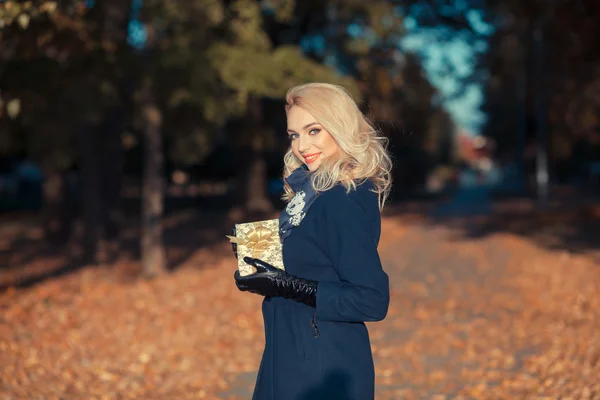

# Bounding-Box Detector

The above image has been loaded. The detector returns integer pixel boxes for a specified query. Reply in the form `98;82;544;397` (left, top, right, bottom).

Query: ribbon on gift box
226;225;278;259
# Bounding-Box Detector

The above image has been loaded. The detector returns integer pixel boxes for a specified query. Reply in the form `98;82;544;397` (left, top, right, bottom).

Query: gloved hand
234;257;318;308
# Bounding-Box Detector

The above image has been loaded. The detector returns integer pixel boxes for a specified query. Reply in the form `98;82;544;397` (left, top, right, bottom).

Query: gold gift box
227;219;284;276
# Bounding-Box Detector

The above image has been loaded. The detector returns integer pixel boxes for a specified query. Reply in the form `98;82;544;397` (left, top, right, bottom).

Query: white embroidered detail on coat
289;212;306;226
286;191;307;226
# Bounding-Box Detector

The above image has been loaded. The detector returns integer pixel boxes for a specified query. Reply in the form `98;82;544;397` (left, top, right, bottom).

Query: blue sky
402;32;485;134
401;13;493;135
301;8;493;135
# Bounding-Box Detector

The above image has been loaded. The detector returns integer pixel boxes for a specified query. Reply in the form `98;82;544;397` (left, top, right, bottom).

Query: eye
288;133;299;140
309;128;321;135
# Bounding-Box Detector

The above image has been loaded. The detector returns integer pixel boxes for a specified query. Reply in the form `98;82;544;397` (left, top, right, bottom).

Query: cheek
291;142;301;158
319;132;340;155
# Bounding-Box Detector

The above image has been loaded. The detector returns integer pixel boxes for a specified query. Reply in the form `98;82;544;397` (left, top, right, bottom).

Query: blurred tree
139;73;166;277
476;0;600;197
426;106;456;166
133;0;239;275
130;0;358;274
139;0;357;218
210;0;358;215
0;0;132;260
0;1;58;29
77;0;133;262
388;0;600;199
1;1;89;245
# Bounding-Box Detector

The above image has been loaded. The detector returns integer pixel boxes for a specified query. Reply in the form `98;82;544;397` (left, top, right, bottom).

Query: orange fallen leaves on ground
0;206;599;399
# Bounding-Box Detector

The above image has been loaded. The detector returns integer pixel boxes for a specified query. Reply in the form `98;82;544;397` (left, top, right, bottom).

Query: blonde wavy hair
282;82;393;210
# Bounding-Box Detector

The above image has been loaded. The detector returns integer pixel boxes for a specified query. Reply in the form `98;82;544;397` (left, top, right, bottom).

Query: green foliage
139;0;359;166
208;44;358;103
204;0;358;104
261;0;295;22
0;0;450;175
0;0;129;169
0;1;57;29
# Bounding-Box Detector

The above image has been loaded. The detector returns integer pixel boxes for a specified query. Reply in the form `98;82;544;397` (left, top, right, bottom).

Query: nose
297;134;310;153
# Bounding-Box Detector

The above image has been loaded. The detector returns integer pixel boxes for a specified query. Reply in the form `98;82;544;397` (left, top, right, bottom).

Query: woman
234;82;392;400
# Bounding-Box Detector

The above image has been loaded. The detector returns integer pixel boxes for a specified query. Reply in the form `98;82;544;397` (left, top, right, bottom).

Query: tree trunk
97;0;133;45
70;0;132;263
245;155;273;214
239;97;273;216
533;14;549;207
98;108;125;262
516;31;528;194
96;0;132;249
40;167;71;245
140;86;166;277
78;124;103;263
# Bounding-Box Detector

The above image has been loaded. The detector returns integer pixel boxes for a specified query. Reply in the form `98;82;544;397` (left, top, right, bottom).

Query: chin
306;162;321;171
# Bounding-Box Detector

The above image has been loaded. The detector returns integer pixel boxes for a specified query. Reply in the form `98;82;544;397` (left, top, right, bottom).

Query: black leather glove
234;257;318;308
234;264;262;296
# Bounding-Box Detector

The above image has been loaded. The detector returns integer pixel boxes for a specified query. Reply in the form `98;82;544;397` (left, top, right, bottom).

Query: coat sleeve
315;188;390;323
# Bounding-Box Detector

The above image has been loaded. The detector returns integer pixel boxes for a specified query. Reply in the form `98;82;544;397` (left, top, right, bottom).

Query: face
286;106;340;171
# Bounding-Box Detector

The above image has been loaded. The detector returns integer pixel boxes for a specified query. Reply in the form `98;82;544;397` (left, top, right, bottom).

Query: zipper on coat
310;312;320;338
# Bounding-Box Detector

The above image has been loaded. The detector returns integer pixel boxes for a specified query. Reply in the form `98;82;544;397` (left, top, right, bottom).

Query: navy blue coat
252;180;390;400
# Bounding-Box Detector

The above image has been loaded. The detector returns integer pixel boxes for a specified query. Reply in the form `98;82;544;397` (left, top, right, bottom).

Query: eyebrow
286;122;320;134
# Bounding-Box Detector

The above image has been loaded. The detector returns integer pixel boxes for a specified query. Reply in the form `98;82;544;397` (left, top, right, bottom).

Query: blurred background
1;0;599;398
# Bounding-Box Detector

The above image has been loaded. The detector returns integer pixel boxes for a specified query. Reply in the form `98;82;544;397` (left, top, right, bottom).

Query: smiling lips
302;153;321;164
